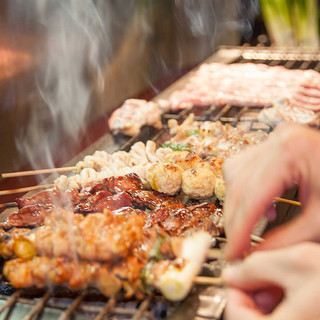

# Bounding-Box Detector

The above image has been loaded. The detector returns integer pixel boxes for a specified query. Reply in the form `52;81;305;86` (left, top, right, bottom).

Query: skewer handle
0;184;54;196
274;197;301;207
1;167;76;179
194;276;224;286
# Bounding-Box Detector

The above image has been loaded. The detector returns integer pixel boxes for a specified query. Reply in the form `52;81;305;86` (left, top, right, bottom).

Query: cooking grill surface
0;46;314;319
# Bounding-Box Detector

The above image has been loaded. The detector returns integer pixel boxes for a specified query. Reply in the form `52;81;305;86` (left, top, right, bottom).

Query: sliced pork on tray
167;63;320;110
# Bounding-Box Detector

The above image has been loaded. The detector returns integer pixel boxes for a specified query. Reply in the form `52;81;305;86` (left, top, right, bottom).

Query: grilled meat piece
80;173;143;196
80;181;110;196
2;204;55;229
187;203;224;235
129;190;185;212
16;187;80;209
105;173;144;193
147;203;222;237
76;191;132;213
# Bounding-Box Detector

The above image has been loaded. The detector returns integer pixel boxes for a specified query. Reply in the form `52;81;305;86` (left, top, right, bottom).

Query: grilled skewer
3;231;212;301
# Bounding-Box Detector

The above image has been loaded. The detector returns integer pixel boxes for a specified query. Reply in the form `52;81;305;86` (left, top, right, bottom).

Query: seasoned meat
1;210;146;261
146;163;183;195
129;190;185;213
2;204;55;229
105;173;144;193
16;187;80;209
4;256;122;296
182;162;216;199
76;191;132;213
3;231;212;301
80;173;143;196
163;151;201;170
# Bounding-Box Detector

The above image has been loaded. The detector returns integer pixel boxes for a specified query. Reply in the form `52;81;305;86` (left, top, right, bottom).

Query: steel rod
0;291;21;315
22;291;51;320
58;290;87;320
94;297;116;320
132;296;152;320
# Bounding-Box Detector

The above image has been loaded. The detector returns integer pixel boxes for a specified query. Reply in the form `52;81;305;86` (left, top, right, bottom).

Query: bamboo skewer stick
206;248;222;259
194;276;224;286
0;184;54;196
1;167;76;179
274;197;301;207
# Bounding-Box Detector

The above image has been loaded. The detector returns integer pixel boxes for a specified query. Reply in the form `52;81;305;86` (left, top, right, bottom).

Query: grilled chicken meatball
146;163;183;195
205;157;224;178
163;151;201;170
182;162;216;199
215;178;226;202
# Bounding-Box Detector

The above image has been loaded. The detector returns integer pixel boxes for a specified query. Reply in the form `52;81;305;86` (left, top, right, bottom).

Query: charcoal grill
0;45;313;319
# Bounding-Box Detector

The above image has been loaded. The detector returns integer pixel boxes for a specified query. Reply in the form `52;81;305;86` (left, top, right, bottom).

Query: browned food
2;204;56;229
0;208;179;262
163;151;202;170
146;202;223;237
166;114;268;159
16;187;80;208
4;256;123;296
80;173;143;196
76;191;132;213
181;162;216;199
129;190;185;213
146;163;183;195
105;173;144;193
0;228;32;259
3;231;212;301
187;203;224;235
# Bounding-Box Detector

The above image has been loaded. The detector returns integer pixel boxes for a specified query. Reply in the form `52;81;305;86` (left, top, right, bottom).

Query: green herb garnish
186;129;200;136
161;143;192;152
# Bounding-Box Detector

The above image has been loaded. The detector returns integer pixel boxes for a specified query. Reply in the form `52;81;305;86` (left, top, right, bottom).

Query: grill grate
0;47;315;319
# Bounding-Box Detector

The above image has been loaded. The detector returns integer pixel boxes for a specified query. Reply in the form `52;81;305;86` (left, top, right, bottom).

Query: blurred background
0;0;318;178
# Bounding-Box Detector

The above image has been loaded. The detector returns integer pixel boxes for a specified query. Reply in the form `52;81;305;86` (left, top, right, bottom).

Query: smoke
4;0;260;173
7;0;111;170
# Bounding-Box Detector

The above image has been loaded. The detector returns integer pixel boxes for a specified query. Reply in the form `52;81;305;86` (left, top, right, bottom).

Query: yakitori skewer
1;167;76;180
0;183;302;207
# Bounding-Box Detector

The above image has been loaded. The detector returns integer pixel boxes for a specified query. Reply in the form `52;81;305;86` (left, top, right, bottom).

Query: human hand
223;122;320;260
222;242;320;320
